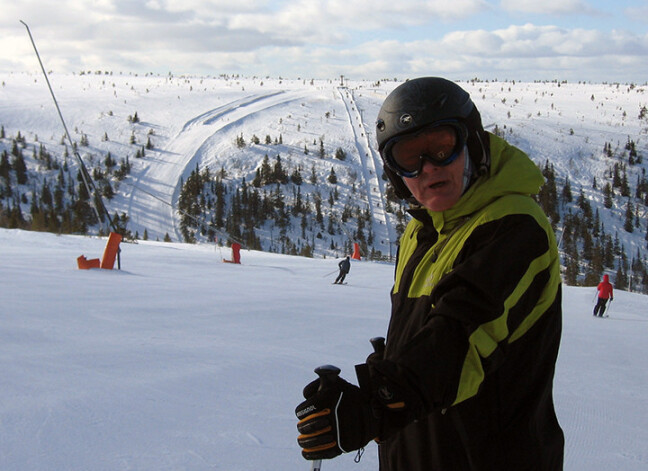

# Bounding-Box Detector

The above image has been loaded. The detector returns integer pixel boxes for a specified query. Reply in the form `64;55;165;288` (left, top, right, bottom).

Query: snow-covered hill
1;228;647;470
1;73;647;282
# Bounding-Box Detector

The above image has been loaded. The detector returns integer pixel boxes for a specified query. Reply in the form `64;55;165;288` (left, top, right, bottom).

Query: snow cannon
77;232;122;270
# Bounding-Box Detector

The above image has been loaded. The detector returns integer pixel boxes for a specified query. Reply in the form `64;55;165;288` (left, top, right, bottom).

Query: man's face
402;151;466;212
383;123;468;212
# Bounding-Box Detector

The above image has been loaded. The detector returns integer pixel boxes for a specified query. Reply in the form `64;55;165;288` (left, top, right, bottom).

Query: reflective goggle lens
384;123;466;178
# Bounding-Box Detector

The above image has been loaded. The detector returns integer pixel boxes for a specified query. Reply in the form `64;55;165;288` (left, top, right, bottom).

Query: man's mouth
428;181;446;190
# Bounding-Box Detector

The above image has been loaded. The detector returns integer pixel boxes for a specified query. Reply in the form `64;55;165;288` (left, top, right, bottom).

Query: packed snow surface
1;228;647;470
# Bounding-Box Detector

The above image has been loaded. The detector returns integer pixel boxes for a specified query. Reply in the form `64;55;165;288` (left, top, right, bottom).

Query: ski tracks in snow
337;87;395;254
125;91;308;241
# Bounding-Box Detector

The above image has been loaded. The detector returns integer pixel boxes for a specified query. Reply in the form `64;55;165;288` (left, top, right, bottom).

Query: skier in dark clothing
334;256;351;284
296;77;564;470
593;274;614;317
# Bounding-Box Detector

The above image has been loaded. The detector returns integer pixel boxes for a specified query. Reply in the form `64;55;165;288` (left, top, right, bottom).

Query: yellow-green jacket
377;134;564;470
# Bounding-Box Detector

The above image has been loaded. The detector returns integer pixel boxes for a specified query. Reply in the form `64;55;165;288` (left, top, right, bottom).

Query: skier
334;256;351;284
296;77;564;470
593;274;614;317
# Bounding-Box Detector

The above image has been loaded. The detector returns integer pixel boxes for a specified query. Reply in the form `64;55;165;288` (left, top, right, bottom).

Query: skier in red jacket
593;274;614;317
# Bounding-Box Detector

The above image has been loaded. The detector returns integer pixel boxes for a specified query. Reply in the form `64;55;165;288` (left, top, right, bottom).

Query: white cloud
2;1;647;82
338;24;648;82
499;0;598;15
625;5;648;22
437;24;648;59
226;0;489;42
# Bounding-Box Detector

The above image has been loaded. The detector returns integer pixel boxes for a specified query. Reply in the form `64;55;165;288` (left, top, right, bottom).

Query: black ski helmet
376;77;490;200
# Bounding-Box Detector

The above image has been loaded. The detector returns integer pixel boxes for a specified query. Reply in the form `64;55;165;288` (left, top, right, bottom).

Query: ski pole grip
308;366;341;471
314;365;341;391
370;336;385;357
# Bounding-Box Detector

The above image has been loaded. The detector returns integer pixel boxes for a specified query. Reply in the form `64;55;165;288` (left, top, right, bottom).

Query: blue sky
2;0;647;82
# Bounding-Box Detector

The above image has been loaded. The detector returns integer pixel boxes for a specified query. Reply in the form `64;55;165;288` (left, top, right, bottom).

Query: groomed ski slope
126;89;315;242
337;87;395;247
1;228;646;471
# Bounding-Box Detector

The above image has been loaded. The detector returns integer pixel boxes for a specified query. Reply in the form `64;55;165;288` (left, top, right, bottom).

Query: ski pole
370;336;386;357
310;365;342;471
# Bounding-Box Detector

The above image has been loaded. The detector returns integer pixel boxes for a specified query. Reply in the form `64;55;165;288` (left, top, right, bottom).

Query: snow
1;228;647;470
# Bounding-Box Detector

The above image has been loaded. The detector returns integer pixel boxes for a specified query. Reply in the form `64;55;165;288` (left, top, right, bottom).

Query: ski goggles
381;121;468;178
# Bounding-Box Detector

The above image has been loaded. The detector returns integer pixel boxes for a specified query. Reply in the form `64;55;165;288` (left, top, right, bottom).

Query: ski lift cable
21;20;121;269
20;20;117;236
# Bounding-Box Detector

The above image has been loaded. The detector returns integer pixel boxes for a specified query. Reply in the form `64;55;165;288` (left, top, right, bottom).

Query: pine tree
0;150;11;182
564;254;579;285
561;177;572;203
620;167;630;197
260;155;272;185
273;155;288;183
615;257;628;290
40;181;52;207
252;168;262;188
327;167;337;184
102;180;114;200
290;169;303;185
604;235;615;268
536;161;558;226
612;163;622;188
624;200;634;233
603;183;614;208
310;165;317;185
11;147;28;184
235;133;246;148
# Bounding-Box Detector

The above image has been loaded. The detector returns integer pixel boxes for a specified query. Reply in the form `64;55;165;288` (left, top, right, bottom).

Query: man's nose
420;156;441;172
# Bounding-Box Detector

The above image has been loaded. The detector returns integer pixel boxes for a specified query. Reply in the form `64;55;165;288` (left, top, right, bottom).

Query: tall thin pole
20;20;120;268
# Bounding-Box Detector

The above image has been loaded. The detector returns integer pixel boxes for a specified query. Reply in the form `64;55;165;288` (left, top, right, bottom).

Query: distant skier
593;274;614;317
333;256;350;284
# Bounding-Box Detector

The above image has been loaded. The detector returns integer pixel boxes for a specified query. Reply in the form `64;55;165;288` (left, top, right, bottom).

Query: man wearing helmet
296;77;564;470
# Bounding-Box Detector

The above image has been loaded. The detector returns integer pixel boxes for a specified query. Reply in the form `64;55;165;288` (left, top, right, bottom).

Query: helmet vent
399;113;413;127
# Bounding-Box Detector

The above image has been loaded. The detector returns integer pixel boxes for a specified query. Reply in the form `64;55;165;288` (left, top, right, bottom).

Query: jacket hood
603;274;609;283
421;133;545;233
